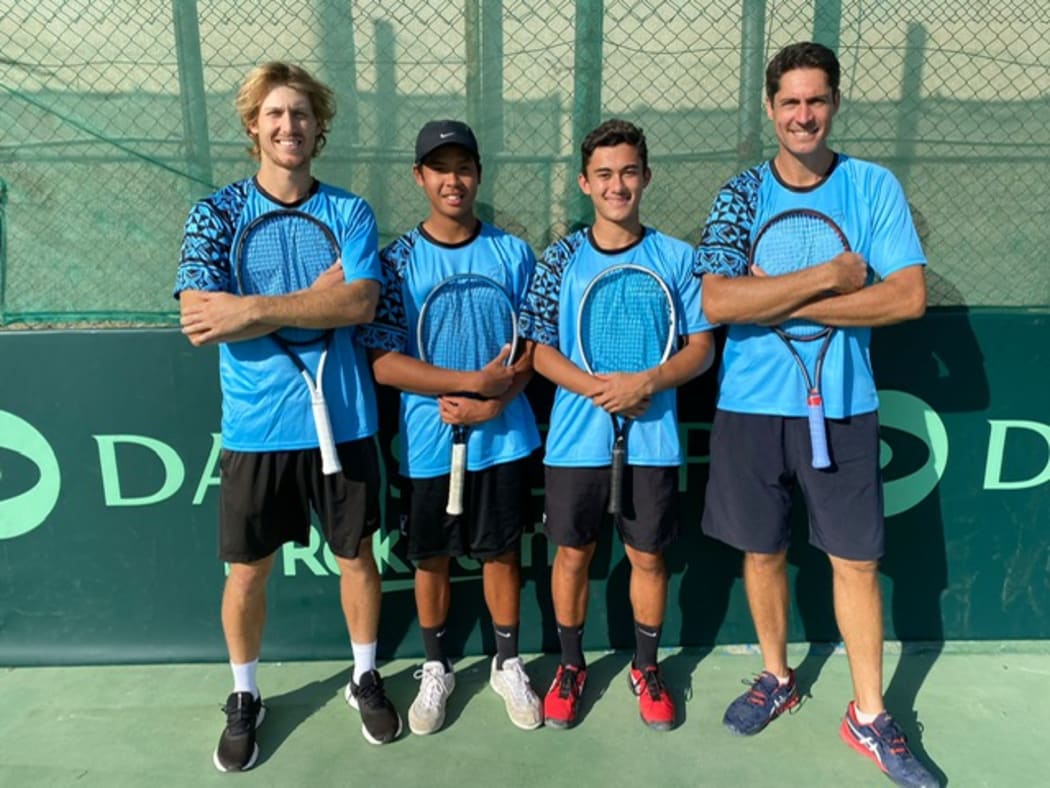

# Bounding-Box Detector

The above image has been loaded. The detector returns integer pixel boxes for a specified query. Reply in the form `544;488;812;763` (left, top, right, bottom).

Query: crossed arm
369;344;533;427
701;252;925;328
179;262;378;346
531;330;714;419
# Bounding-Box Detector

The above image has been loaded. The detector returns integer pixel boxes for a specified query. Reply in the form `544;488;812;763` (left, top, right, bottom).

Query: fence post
737;0;766;167
572;0;603;225
0;177;6;325
895;23;927;190
171;0;213;199
813;0;842;52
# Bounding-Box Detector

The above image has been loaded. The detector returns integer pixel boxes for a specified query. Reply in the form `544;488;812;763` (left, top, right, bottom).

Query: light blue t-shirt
520;227;710;467
174;177;381;450
694;154;926;418
357;222;541;478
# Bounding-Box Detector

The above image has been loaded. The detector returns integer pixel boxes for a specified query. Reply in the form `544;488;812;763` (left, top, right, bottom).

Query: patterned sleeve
518;233;579;347
693;167;762;280
173;184;246;297
357;236;411;352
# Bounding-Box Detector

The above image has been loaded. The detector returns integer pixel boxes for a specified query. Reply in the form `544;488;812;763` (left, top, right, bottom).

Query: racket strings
580;271;673;373
752;215;846;277
237;214;340;345
420;281;515;371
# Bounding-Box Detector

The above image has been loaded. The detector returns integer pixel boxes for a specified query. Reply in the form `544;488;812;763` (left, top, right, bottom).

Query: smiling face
247;85;319;175
766;67;840;161
414;145;480;224
578;142;651;229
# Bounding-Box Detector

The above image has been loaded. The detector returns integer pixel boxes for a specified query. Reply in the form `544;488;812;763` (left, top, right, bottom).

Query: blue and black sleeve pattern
173;180;251;297
693;167;762;279
357;232;415;352
518;230;584;347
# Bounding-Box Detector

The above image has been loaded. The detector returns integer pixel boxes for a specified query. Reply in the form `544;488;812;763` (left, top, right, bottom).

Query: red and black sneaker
628;664;675;731
544;664;587;729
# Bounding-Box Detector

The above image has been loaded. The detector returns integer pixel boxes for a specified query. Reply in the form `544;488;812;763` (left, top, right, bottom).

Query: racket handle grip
608;444;626;515
446;443;467;516
312;396;342;476
807;395;831;469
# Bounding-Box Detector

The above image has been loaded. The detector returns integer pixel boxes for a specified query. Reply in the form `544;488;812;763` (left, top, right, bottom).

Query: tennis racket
577;264;676;516
234;209;343;475
749;208;851;470
416;272;518;516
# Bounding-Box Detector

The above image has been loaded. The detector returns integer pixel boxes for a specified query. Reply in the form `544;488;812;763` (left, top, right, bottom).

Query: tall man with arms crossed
520;119;714;731
358;120;543;735
695;43;938;788
174;62;401;772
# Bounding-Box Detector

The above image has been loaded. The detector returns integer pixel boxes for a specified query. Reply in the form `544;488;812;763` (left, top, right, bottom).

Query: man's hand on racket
437;395;502;426
590;371;655;417
468;344;515;398
823;251;868;294
309;260;345;290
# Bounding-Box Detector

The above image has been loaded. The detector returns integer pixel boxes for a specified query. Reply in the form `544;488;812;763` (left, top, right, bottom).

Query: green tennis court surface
1;643;1041;786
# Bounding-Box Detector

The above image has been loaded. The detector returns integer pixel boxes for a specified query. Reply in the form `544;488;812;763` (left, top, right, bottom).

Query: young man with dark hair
358;119;543;734
695;42;939;787
520;119;714;731
175;61;401;772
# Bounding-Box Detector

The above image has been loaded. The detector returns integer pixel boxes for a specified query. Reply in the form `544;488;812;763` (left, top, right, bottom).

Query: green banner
0;311;1047;665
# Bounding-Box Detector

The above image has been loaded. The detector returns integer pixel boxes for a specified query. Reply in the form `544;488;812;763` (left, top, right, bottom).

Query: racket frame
416;272;519;517
576;263;677;516
748;208;851;470
233;209;343;476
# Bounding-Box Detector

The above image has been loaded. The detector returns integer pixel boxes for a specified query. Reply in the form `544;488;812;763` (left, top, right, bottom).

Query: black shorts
701;410;884;561
543;465;678;554
219;438;381;563
400;457;534;562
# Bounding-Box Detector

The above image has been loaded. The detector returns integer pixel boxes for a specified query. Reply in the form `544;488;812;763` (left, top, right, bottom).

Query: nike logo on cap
439;132;456;139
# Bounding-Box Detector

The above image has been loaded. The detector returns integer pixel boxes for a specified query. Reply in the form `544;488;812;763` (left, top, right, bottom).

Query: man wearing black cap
358;119;544;734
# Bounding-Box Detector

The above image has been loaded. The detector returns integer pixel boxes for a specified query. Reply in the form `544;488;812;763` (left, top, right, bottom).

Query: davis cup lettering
0;410;61;539
983;420;1050;491
2;404;1048;541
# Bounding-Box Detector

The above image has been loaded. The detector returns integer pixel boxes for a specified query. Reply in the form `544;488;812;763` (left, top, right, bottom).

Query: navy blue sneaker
840;702;941;787
722;669;800;735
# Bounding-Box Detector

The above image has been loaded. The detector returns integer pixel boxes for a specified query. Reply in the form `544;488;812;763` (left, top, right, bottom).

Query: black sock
493;623;519;669
633;620;662;669
421;624;451;672
556;622;585;669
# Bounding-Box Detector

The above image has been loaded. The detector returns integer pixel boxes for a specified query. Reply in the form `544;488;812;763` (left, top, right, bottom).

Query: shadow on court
255;667;349;766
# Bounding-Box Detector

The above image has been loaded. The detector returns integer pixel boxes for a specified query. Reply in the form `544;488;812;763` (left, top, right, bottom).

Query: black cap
414;119;479;164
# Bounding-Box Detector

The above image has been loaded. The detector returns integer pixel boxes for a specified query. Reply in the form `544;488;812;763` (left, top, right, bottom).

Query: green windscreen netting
1;0;1048;324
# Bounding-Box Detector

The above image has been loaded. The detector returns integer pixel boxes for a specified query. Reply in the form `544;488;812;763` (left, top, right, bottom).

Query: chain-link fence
1;0;1047;324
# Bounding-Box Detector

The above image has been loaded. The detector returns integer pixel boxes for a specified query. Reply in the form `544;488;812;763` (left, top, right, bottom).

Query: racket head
749;209;849;339
416;273;518;370
576;264;676;374
234;210;341;344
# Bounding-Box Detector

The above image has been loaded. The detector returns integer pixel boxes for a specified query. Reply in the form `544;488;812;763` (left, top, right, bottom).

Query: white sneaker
408;661;455;735
489;656;543;730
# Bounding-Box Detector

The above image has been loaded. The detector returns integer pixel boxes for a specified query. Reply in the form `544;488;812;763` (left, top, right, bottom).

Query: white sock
231;659;259;699
774;673;791;686
854;705;881;724
352;641;377;683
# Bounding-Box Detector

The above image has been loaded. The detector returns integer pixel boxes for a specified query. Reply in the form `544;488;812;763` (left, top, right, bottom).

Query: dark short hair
580;119;648;173
765;42;841;101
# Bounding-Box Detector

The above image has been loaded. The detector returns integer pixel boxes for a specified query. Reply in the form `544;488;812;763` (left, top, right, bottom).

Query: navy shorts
701;410;884;561
543;465;678;554
219;438;381;563
400;457;535;562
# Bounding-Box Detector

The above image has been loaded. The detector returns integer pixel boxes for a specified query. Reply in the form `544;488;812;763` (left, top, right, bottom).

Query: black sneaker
345;669;403;744
213;691;265;772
